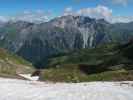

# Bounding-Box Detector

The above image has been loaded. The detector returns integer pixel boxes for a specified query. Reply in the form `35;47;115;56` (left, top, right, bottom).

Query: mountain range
0;15;133;67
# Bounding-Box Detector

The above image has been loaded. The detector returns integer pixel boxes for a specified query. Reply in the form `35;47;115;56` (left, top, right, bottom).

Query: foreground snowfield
0;78;133;100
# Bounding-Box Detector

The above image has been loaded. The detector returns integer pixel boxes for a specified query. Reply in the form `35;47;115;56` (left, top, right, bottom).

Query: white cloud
111;16;133;23
36;10;44;14
112;0;128;6
10;10;52;23
0;16;9;22
0;10;52;24
0;6;133;24
63;7;73;16
77;5;112;21
63;5;133;23
73;0;129;6
63;5;113;22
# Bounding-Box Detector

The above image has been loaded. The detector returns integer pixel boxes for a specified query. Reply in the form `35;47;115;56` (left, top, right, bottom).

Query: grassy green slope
0;48;34;78
40;42;133;82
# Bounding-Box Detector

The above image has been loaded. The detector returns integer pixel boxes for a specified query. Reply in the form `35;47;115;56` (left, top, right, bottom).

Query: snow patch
18;74;39;81
0;78;133;100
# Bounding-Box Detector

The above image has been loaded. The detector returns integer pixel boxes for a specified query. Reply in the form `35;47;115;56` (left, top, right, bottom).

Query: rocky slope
0;15;133;67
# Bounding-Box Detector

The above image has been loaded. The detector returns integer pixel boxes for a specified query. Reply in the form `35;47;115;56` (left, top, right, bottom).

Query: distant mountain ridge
0;15;133;67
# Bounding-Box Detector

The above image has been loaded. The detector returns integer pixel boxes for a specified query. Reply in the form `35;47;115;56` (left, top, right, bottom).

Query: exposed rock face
0;15;133;65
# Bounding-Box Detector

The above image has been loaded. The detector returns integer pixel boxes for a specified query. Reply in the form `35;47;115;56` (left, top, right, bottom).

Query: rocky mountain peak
0;15;132;66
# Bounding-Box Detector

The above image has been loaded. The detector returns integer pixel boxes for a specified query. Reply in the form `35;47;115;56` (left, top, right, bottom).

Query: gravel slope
0;78;133;100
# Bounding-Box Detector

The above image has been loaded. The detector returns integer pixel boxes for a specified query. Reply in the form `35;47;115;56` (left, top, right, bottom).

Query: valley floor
0;78;133;100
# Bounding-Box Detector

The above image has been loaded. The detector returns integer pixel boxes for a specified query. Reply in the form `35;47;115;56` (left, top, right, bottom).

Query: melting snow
18;74;39;81
0;78;133;100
